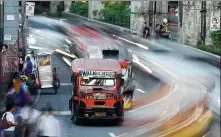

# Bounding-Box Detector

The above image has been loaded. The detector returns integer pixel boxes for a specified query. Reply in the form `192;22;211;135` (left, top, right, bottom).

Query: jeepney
69;59;125;125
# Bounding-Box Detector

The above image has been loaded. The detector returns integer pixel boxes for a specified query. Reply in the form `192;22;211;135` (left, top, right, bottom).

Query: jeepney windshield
80;78;115;86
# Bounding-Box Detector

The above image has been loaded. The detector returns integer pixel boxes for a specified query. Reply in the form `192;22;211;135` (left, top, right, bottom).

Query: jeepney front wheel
72;104;81;125
116;107;124;126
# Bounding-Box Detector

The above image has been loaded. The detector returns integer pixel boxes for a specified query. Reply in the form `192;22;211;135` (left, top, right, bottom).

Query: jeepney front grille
94;101;105;105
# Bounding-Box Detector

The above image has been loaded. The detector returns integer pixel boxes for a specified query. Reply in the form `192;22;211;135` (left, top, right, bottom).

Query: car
27;16;72;50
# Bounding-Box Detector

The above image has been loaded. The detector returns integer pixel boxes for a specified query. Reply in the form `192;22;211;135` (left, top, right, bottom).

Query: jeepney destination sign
81;71;116;78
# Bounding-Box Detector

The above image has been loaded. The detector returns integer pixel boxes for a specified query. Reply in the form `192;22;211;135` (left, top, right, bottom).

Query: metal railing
0;33;22;112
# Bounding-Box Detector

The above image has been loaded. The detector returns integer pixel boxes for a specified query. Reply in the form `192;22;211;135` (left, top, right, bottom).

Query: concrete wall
3;1;20;45
130;1;168;36
49;1;59;16
88;1;104;19
64;0;72;12
182;1;221;46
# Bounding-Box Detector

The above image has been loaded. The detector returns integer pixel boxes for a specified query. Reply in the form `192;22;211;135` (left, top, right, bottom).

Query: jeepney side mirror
121;79;124;86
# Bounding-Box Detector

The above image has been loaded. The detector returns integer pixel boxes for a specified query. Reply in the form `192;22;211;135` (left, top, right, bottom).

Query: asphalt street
28;14;220;137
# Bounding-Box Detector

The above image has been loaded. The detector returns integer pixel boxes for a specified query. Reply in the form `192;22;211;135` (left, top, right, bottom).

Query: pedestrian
1;44;8;52
159;18;169;39
19;49;25;74
22;56;33;76
1;102;17;137
143;22;150;39
36;105;61;137
17;101;41;137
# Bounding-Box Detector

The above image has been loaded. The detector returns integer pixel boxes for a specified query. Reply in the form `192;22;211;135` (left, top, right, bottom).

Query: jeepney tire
116;108;124;126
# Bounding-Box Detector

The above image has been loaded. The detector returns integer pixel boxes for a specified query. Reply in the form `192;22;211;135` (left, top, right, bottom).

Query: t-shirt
1;112;15;131
25;61;33;75
24;54;36;71
143;26;150;37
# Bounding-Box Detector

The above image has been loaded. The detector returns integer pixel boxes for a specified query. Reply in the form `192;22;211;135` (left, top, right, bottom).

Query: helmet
163;18;168;23
20;75;28;82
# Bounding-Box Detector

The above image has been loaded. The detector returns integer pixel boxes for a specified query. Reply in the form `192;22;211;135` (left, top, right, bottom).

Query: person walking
19;101;41;137
143;22;150;39
1;102;17;137
36;105;60;137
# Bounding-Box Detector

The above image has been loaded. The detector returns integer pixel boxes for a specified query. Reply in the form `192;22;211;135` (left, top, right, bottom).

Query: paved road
28;15;220;137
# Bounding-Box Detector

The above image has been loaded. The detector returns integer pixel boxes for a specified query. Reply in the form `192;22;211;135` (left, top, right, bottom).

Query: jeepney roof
71;59;122;74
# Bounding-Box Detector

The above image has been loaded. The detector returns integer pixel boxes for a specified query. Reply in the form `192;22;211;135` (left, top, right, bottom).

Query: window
81;78;115;86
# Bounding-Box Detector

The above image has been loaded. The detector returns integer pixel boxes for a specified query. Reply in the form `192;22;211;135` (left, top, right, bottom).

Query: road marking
116;36;149;50
44;111;71;116
128;84;178;113
109;133;117;137
136;89;146;93
60;83;72;86
132;54;152;74
118;133;128;137
134;54;178;80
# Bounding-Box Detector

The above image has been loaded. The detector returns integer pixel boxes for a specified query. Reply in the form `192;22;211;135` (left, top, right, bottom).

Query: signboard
210;16;220;31
6;15;15;20
26;2;35;16
81;71;116;78
4;34;12;41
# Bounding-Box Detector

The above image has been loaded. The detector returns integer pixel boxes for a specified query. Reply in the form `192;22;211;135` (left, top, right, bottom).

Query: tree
98;2;131;28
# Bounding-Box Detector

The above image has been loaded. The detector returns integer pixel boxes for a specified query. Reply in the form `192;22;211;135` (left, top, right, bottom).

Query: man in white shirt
1;103;17;137
36;106;60;137
19;101;41;137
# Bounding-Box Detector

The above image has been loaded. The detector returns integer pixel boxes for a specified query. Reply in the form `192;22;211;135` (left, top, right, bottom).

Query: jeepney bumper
77;107;122;119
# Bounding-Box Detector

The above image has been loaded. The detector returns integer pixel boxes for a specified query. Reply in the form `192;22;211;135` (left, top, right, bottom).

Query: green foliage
98;2;131;28
197;44;221;56
210;31;221;48
71;2;88;17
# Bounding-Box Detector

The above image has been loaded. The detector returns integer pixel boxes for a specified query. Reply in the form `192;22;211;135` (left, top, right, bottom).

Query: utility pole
153;1;156;37
178;1;183;44
149;1;153;36
200;1;207;44
0;1;3;44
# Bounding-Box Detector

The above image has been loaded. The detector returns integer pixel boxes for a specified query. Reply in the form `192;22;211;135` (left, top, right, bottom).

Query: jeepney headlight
107;94;114;99
86;95;93;99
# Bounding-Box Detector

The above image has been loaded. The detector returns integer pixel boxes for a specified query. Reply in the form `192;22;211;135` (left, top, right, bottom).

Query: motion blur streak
163;110;213;137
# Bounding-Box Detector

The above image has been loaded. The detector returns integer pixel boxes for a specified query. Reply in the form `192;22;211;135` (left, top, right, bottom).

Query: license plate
94;94;106;100
95;112;106;117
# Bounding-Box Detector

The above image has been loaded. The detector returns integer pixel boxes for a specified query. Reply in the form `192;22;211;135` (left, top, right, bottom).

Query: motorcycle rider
159;18;169;39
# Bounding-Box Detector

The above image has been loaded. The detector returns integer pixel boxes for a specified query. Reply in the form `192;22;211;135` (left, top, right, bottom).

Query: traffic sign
210;16;220;31
26;2;35;16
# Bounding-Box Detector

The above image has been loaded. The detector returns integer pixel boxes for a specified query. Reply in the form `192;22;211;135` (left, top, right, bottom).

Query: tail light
120;61;128;76
107;94;114;99
86;95;93;99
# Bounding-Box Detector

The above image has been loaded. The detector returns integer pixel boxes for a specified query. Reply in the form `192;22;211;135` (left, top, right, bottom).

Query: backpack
1;112;8;121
